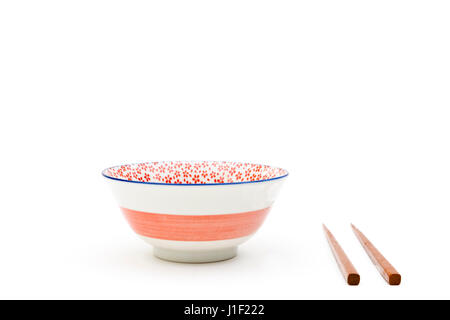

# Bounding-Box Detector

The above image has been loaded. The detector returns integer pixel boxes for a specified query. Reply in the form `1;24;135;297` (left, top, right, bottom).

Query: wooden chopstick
351;224;401;285
323;224;360;285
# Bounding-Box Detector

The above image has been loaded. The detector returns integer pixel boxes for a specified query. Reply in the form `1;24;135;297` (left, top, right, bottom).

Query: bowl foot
153;246;237;263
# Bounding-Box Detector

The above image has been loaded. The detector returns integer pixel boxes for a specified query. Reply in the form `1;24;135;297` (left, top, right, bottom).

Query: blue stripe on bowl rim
101;161;289;186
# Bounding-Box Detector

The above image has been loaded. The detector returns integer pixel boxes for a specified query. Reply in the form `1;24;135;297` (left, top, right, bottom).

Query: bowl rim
102;161;289;186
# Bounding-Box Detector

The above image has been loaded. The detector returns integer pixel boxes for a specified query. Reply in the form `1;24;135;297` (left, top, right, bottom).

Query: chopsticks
323;224;401;285
323;224;360;285
351;224;401;285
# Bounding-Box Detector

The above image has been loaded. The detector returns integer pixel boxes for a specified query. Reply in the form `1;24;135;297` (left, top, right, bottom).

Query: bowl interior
103;161;288;185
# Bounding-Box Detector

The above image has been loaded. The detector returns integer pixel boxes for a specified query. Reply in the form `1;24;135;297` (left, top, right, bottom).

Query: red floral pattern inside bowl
103;161;288;185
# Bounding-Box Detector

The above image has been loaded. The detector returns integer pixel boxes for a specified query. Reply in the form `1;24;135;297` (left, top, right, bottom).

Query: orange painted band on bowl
121;207;271;241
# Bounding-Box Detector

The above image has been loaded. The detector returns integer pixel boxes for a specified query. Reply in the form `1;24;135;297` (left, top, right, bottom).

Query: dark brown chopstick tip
347;273;360;286
389;274;401;285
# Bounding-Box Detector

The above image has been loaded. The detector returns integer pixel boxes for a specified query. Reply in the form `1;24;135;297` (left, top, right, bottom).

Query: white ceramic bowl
103;161;288;263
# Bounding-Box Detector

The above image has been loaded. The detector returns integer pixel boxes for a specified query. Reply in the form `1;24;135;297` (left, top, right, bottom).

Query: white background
1;1;449;299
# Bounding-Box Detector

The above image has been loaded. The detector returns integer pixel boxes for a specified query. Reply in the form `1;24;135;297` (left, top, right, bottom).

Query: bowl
102;161;288;263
